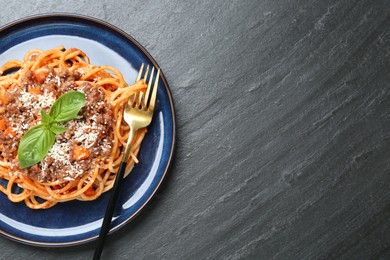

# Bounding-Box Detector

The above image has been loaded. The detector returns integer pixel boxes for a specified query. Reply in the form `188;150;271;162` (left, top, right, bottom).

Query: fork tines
135;63;160;110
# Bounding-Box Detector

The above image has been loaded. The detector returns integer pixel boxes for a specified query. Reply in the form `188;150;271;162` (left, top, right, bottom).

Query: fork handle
93;161;127;260
93;128;136;260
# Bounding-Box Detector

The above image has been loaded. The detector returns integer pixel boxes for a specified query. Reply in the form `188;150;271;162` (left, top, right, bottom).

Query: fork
93;64;160;260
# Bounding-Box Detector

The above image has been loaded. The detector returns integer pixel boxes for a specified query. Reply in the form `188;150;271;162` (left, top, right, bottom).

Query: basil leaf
41;110;53;126
49;91;86;122
18;125;55;169
50;123;68;134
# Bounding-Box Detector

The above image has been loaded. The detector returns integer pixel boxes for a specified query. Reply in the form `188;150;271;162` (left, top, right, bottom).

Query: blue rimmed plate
0;13;175;247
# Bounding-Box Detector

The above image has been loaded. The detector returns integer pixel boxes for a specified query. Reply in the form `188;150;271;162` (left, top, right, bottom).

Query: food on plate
0;46;148;209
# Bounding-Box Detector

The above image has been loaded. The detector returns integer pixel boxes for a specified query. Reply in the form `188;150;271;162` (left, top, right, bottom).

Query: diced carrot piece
35;70;48;83
0;83;10;89
0;94;8;105
84;186;95;196
4;127;16;137
28;87;42;94
74;146;89;161
0;119;6;131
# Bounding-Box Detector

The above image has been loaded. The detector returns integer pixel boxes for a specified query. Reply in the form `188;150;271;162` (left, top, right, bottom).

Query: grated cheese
19;90;55;109
55;76;61;86
41;141;84;180
70;119;100;148
12;122;30;135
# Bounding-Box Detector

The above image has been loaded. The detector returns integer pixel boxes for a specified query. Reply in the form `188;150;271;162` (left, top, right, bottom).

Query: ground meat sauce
0;68;114;182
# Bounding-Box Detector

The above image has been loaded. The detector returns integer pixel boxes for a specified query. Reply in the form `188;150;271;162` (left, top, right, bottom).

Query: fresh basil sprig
18;91;86;169
17;125;56;169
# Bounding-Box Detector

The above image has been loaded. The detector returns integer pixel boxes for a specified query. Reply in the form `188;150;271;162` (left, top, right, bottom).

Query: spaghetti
0;46;148;209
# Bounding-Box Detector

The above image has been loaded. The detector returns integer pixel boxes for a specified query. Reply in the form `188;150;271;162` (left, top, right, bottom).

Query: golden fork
122;64;159;162
94;64;160;260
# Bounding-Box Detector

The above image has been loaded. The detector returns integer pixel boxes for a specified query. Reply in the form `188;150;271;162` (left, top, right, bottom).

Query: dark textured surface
1;0;390;259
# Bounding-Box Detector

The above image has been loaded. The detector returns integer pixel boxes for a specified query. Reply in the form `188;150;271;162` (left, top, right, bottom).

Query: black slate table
0;0;390;259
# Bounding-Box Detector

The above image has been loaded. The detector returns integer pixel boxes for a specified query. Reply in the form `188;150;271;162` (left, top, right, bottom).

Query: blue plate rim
0;13;176;247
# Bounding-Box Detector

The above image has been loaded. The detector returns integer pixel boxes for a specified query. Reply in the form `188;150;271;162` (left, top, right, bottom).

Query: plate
0;14;175;246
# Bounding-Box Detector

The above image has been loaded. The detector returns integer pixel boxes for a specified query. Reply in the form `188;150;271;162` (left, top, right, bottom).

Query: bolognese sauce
0;68;114;182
